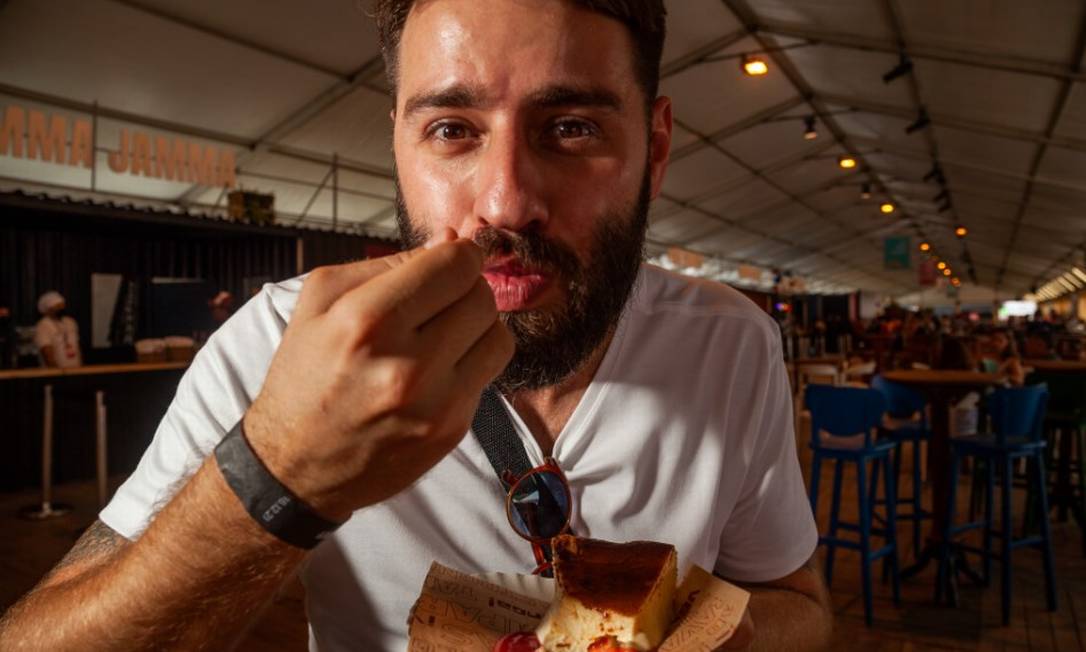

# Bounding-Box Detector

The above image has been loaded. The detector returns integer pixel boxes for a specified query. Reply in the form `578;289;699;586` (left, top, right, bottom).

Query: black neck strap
471;386;533;490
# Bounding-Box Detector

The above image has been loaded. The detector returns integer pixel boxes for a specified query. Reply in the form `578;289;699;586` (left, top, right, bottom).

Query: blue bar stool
806;385;901;626
944;384;1057;625
871;375;932;560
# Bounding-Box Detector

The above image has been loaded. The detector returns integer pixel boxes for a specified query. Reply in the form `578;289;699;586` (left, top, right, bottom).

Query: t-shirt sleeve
34;320;54;349
98;284;292;540
713;335;818;583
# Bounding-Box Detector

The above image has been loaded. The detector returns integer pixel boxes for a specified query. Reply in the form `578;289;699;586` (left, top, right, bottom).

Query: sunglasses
502;457;573;578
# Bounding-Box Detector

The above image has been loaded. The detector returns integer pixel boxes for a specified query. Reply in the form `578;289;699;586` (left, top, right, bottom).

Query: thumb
295;229;457;319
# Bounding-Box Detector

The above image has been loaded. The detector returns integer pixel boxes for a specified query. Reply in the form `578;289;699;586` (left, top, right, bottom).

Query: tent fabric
1;0;1084;296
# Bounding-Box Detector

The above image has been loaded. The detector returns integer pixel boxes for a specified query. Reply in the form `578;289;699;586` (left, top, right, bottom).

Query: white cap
38;291;65;314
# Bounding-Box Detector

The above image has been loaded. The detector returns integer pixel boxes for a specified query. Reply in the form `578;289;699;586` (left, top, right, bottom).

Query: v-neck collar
496;273;640;468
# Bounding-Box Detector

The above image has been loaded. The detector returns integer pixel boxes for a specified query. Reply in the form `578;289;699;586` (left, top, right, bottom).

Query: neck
504;327;616;456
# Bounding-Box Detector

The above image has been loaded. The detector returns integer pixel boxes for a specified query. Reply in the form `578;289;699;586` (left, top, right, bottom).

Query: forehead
397;0;638;109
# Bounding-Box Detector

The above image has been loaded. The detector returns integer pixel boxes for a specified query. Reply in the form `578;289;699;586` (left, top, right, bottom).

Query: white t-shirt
34;315;82;368
99;264;818;651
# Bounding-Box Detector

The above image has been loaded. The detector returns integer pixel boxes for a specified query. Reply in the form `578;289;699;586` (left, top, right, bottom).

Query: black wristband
214;420;342;549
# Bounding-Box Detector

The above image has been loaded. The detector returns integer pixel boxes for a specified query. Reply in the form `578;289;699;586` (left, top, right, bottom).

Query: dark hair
937;337;976;372
371;0;667;111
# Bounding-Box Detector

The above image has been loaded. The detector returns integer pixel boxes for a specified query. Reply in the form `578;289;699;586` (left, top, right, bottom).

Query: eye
551;118;596;140
434;122;469;140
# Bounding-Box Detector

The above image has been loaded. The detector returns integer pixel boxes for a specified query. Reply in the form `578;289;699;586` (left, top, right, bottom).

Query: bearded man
0;1;832;650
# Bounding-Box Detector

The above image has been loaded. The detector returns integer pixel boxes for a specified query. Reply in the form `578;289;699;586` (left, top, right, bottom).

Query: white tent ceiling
1;0;1084;297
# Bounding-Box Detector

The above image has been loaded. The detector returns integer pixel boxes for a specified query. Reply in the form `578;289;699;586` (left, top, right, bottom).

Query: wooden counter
0;362;189;381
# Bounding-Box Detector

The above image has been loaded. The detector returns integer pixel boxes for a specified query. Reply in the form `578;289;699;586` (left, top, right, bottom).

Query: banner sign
883;236;910;270
1;103;236;189
918;259;937;286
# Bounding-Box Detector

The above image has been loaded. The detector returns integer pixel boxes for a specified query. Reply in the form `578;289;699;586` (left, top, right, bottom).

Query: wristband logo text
263;496;292;523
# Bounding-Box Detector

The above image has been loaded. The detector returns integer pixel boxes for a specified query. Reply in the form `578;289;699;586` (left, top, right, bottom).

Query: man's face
392;0;671;389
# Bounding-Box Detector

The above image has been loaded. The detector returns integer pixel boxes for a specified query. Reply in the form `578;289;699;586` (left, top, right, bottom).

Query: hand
243;231;514;521
716;607;754;650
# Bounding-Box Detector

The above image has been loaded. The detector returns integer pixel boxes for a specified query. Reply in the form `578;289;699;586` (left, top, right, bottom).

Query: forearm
746;585;832;652
0;456;306;651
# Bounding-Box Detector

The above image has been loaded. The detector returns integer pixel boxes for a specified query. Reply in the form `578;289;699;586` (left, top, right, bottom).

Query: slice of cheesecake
535;535;678;652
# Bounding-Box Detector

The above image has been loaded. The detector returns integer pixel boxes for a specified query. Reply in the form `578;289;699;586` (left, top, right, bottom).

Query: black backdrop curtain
0;193;398;362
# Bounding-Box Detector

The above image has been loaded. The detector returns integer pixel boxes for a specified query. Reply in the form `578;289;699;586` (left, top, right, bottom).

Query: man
0;1;832;650
33;290;82;368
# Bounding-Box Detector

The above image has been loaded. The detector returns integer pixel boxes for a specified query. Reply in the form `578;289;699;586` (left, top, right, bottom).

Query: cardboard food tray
407;561;750;651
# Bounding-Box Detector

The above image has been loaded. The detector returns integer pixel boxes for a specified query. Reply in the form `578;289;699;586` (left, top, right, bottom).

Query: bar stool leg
95;391;108;508
983;456;995;586
824;459;844;588
857;457;874;626
1001;454;1013;626
20;384;71;519
1035;453;1058;612
883;454;901;607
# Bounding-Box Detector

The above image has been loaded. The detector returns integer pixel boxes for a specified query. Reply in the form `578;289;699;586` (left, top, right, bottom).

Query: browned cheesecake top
552;535;675;616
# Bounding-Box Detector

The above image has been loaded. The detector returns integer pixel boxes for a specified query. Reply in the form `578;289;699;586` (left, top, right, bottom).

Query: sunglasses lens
509;470;570;540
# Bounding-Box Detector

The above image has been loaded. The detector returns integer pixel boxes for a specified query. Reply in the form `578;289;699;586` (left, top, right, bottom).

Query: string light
951;277;961;287
937;261;947;270
880;202;895;214
943;268;953;277
838;155;857;169
955;225;968;238
919;242;931;252
741;54;769;76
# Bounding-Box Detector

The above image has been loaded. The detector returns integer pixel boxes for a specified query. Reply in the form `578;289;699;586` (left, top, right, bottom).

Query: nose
472;126;548;233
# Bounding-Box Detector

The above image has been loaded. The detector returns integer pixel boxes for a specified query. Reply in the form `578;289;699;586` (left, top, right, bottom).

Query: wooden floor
1;441;1083;651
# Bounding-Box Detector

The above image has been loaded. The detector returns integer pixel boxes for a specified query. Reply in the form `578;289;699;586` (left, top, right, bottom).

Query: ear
647;96;673;201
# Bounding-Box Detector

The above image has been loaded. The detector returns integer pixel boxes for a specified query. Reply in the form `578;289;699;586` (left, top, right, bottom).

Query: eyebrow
401;83;624;119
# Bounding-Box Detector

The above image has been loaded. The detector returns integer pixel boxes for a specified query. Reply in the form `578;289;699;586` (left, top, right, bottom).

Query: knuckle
378;360;424;407
328;304;384;344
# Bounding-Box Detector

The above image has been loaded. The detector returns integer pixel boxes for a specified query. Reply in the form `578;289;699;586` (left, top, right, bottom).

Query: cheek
394;142;477;236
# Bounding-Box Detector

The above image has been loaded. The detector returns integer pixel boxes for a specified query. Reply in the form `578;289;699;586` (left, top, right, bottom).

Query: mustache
471;227;580;277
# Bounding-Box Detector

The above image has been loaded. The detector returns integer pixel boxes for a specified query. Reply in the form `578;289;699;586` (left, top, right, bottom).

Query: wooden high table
0;362;189;516
881;369;1003;606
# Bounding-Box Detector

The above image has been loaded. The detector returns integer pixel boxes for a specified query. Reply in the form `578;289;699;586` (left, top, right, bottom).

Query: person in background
937;337;981;437
34;291;82;368
0;306;14;369
208;290;235;326
979;329;1024;386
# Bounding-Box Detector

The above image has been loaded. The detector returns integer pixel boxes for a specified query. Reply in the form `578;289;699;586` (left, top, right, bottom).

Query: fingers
454;320;515;390
332;239;485;331
417;278;499;365
295;247;432;321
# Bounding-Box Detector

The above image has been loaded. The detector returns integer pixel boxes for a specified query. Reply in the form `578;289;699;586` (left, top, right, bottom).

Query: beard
396;172;651;392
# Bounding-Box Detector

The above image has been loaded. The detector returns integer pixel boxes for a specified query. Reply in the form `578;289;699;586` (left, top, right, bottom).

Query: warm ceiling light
838;155;857;169
919;242;931;252
741;54;769;76
803;115;818;140
943;268;953;277
955;226;968;238
937;261;947;270
860;182;872;199
951;278;961;287
880;202;895;214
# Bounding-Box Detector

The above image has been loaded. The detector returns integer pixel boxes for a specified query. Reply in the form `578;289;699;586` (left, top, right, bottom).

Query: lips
482;259;552;311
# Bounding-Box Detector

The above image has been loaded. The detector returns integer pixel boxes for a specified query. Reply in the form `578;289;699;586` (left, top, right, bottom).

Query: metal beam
0;81;395;183
997;12;1086;287
758;20;1086;84
660;28;751;79
819;92;1086;153
176;53;389;202
660;189;911;291
718;0;928;291
668;96;807;164
882;0;979;284
847;135;1086;195
109;0;348;81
